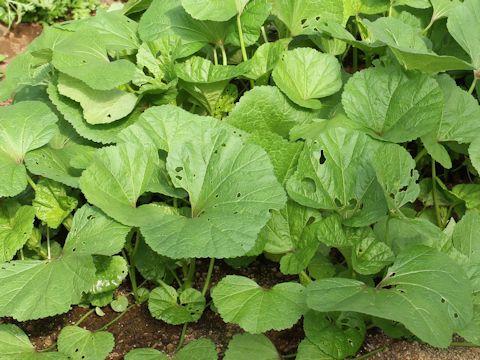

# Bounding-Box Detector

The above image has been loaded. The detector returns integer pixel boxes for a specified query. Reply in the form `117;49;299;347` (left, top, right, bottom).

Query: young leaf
272;48;342;109
148;285;206;325
32;179;78;229
176;339;218;360
447;0;480;69
47;82;139;144
225;86;315;139
111;295;129;312
303;311;365;359
0;101;58;197
57;326;114;360
243;40;290;80
57;73;137;125
0;324;67;359
224;334;279;360
125;348;168;360
295;339;334;360
212;275;307;333
0;201;35;263
342;66;443;142
350;228;394;275
307;246;473;347
89;256;128;295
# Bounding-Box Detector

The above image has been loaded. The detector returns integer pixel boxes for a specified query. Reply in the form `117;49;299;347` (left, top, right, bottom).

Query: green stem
202;258;215;296
213;47;218;66
219;43;228;66
236;13;255;89
414;147;428;164
468;77;477;95
354;346;386;359
431;160;442;228
176;323;188;351
18;249;24;260
450;341;479;348
422;18;435;35
75;308;95;326
124;233;141;302
166;264;183;287
99;304;135;331
46;227;51;261
26;174;36;191
184;259;196;289
261;26;269;43
388;4;393;17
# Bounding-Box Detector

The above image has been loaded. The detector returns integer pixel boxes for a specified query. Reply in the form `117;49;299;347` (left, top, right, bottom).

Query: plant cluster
0;0;100;27
0;0;480;359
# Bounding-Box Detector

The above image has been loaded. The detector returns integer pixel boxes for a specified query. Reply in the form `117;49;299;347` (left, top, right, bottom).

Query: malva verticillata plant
1;0;480;359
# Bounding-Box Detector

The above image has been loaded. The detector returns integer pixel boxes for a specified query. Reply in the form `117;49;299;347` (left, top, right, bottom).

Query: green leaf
32;179;78;229
0;201;35;263
286;128;387;226
431;0;461;20
303;311;365;359
470;138;480;174
342;66;444;142
372;143;420;210
458;295;480;345
0;101;58;197
148;285;205;325
212;275;307;333
139;0;228;57
0;324;67;360
181;0;245;21
52;30;137;90
25;121;97;188
244;40;290;80
47;82;139;145
447;0;480;69
57;326;114;360
225;86;315;139
453;184;480;210
64;205;130;256
307;246;473;347
272;48;342;109
79;142;159;226
90;256;128;294
111;295;129;312
57;73;137;125
121;106;286;258
315;215;348;248
134;238;170;281
125;348;168;360
175;56;249;83
363;17;472;73
350;227;394;275
224;334;279;360
176;339;218;360
225;0;271;47
295;339;334;360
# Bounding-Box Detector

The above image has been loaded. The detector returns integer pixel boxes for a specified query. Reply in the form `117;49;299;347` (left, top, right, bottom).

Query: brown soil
0;23;42;70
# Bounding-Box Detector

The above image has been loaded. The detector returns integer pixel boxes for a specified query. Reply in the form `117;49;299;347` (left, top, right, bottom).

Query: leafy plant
1;0;480;358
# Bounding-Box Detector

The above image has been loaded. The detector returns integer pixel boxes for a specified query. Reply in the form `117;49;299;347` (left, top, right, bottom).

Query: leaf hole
454;313;459;318
236;193;241;198
441;298;446;303
319;151;326;164
72;248;76;252
221;143;226;147
176;176;182;180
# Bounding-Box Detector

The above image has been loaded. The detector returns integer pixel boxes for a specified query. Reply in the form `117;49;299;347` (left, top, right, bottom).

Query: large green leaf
0;101;58;197
57;74;137;125
303;311;365;359
175;56;249;83
32;179;78;229
224;334;279;360
0;324;67;360
447;0;480;69
57;326;114;360
52;30;137;90
212;275;307;333
243;40;290;80
470;138;480;175
342;66;443;142
0;201;35;263
139;0;227;57
181;0;247;21
431;0;461;20
272;48;342;109
363;17;473;73
225;86;314;139
287;128;387;226
79;142;160;226
119;106;286;258
307;246;473;347
148;285;205;325
47;82;139;145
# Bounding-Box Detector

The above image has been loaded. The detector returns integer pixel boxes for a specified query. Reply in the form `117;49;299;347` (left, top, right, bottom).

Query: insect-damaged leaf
57;326;114;360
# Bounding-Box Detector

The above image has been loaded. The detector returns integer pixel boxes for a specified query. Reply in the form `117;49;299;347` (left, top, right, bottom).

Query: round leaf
57;326;114;360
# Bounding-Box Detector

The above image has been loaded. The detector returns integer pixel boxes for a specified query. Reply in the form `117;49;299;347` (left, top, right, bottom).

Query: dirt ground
1;19;480;360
